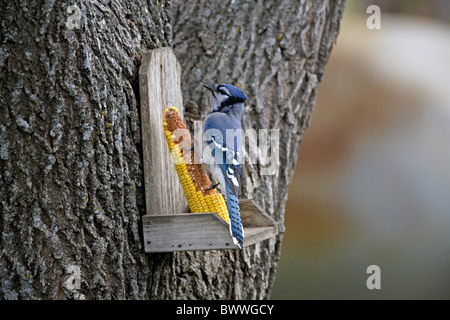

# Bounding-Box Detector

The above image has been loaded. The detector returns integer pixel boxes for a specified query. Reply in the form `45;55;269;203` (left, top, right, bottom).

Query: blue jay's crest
218;84;248;101
202;82;247;248
204;83;248;113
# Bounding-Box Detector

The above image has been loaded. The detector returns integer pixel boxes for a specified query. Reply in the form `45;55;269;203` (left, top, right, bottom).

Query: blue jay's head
204;83;248;113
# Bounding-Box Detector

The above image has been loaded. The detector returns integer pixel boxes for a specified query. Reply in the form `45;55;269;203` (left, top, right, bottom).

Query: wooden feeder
139;48;278;253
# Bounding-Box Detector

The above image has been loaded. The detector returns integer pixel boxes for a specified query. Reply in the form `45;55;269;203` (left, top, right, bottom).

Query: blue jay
202;83;247;248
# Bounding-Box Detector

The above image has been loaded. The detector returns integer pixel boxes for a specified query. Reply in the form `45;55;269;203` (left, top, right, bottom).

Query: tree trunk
0;0;345;299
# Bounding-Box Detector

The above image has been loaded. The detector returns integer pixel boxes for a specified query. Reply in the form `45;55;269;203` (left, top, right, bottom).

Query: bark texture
0;0;171;300
0;0;344;299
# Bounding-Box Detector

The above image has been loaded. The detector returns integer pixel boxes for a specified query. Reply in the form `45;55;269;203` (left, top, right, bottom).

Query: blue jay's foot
207;182;220;191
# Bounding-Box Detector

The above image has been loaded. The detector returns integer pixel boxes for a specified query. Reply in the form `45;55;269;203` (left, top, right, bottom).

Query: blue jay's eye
218;89;229;96
217;85;230;96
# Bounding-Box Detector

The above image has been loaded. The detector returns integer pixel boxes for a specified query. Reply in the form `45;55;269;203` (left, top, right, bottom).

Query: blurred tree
0;0;344;299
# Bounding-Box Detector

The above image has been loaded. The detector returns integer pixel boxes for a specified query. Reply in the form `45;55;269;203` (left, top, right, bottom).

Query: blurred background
272;0;450;299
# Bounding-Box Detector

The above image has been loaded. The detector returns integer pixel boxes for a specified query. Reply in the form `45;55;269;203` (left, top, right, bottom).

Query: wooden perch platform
143;199;278;253
139;47;278;253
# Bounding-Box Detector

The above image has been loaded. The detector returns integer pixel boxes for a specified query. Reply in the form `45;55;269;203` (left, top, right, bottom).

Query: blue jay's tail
226;187;244;249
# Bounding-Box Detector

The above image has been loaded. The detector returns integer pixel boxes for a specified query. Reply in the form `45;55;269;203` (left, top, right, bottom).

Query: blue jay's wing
219;148;241;196
202;113;241;192
203;124;242;195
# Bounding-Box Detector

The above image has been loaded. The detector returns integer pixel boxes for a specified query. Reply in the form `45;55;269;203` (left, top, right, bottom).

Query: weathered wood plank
240;199;278;229
139;48;188;216
243;227;276;247
143;212;239;252
143;199;278;252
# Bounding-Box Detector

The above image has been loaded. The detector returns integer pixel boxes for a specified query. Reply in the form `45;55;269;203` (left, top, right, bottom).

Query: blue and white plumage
202;83;247;248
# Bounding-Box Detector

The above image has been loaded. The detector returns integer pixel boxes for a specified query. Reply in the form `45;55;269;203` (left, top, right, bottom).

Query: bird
202;82;248;249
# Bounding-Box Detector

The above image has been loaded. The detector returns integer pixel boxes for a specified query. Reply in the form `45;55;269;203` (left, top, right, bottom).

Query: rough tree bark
0;0;345;299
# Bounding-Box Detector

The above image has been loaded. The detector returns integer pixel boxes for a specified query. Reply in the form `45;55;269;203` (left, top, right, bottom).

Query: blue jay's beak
203;82;215;92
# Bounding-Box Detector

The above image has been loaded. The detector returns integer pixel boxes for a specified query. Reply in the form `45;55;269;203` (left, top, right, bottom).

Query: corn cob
162;106;229;223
